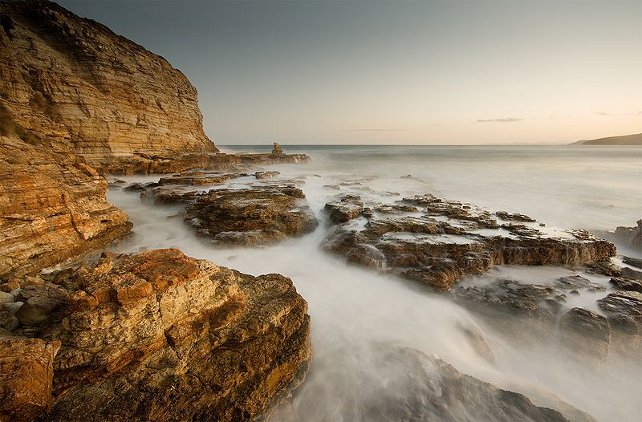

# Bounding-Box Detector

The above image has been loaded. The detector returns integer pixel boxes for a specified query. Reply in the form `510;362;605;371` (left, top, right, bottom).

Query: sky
58;0;642;145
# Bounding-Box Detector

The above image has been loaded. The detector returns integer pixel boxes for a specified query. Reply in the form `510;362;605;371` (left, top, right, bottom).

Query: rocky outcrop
0;0;217;174
323;193;616;290
324;194;366;224
0;249;311;421
269;344;594;422
184;186;318;246
0;136;131;278
614;220;642;249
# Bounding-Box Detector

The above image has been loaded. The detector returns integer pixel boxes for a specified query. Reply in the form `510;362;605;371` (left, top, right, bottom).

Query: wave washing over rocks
1;2;642;422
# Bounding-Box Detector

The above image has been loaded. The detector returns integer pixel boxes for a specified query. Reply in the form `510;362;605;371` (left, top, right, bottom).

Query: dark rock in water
559;307;610;360
454;279;567;321
597;291;642;330
323;193;616;290
255;171;280;180
584;259;622;277
614;220;642;249
184;186;318;246
123;181;159;192
621;266;642;281
609;277;642;293
324;194;365;223
554;275;606;292
158;171;240;186
597;291;642;354
623;256;642;269
272;344;594;422
496;211;536;222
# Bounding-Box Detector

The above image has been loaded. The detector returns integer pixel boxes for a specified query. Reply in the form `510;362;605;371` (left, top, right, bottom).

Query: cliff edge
0;0;217;173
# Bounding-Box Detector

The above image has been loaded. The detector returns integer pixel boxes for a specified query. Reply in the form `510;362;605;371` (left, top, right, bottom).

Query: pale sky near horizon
58;0;642;145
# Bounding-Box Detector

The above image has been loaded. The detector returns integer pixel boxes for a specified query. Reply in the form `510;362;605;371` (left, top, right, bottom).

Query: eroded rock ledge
323;193;616;290
0;137;131;278
0;249;311;422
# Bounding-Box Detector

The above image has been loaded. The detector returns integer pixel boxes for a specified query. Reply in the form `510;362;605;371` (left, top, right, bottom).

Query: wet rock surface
324;194;365;223
323;193;616;290
559;307;610;360
268;344;593;422
184;186;318;246
0;249;311;422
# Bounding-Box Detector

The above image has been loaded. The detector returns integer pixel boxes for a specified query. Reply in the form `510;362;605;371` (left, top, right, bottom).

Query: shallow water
108;145;642;421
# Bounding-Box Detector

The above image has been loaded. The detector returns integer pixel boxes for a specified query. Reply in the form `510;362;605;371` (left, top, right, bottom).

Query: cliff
0;0;217;173
0;135;131;278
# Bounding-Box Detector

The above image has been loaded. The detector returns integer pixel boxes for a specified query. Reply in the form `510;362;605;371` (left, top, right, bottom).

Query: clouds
345;128;405;132
476;117;523;123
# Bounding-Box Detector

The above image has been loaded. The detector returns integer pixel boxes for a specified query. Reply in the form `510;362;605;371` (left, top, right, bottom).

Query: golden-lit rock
39;249;311;421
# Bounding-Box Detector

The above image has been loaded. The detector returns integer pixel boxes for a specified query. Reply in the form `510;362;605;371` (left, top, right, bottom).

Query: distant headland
571;133;642;145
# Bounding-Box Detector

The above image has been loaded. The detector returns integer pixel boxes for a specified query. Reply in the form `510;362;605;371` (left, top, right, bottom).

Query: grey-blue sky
58;0;642;144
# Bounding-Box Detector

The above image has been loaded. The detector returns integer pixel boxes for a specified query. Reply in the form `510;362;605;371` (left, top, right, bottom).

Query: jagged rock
598;291;642;331
0;336;60;422
255;171;280;180
324;194;616;290
0;137;132;279
123;182;159;192
454;279;567;321
597;291;642;354
614;220;642;250
609;277;642;293
0;0;217;175
324;195;364;223
559;308;610;360
496;211;536;222
30;249;312;421
183;186;318;246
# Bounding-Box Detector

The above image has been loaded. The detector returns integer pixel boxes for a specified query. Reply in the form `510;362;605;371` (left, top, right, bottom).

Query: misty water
108;145;642;421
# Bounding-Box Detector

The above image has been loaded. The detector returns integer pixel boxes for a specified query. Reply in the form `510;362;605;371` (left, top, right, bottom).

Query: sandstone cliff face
0;0;217;173
0;136;131;278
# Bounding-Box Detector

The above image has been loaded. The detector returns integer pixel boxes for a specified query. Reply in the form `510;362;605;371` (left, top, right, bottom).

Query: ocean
108;145;642;421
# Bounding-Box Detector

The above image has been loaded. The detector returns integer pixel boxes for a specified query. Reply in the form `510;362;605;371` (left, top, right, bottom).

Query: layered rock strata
0;136;131;278
0;249;311;421
323;193;616;290
0;0;217;173
183;186;318;246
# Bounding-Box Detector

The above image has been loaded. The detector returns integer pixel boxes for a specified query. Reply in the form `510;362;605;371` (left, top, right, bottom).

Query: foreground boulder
11;249;311;421
323;194;615;290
